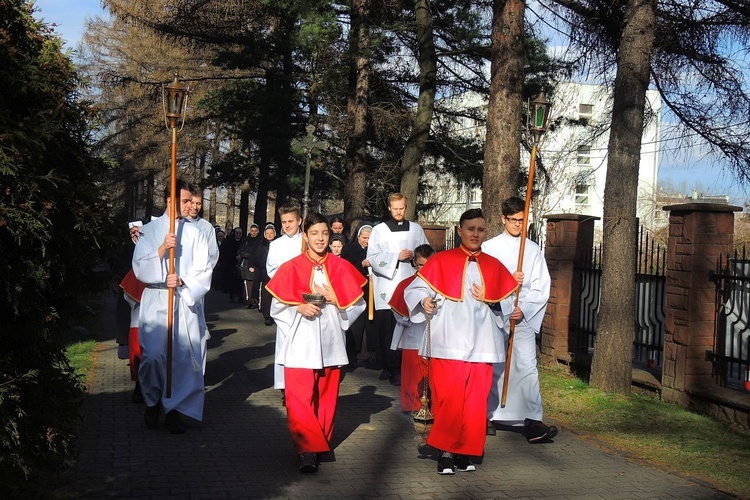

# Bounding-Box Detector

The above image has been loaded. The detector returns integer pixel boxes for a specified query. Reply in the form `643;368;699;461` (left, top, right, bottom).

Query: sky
32;0;107;49
31;1;750;206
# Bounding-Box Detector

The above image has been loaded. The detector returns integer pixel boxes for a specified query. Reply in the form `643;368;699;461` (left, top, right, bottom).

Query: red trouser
401;349;428;411
128;326;142;382
284;366;341;454
426;358;492;457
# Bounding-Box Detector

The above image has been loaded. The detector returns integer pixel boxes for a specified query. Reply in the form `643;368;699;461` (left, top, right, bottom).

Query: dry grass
540;366;750;497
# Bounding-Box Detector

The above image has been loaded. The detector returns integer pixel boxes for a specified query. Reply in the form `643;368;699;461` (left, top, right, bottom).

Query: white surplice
133;214;213;420
367;221;428;310
390;314;426;351
266;231;304;389
482;232;551;422
404;262;506;363
271;267;366;369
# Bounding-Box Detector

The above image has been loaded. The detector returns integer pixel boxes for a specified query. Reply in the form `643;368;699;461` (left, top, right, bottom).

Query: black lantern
163;74;189;129
528;93;552;143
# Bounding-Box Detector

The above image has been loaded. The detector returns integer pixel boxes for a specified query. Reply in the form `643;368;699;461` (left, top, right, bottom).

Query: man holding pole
133;179;214;434
483;196;557;443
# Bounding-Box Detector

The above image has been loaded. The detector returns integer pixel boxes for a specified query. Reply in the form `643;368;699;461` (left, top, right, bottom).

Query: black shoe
144;405;159;429
248;304;259;310
389;372;401;386
299;452;318;473
364;355;381;370
264;318;274;326
281;389;286;407
131;382;144;404
455;455;476;472
164;410;186;434
437;451;455;475
486;420;496;436
524;418;558;443
378;369;390;381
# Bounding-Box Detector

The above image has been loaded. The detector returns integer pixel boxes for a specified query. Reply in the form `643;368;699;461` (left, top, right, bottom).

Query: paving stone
71;289;732;499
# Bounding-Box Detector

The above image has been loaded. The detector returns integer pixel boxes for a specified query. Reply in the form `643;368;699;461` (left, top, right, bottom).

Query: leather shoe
131;382;144;404
299;452;318;473
486;420;497;436
144;405;159;429
389;372;401;386
164;410;186;434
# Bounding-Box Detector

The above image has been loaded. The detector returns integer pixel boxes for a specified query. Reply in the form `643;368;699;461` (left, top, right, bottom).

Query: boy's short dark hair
303;212;329;233
459;208;484;227
163;178;189;203
502;197;525;216
413;244;435;261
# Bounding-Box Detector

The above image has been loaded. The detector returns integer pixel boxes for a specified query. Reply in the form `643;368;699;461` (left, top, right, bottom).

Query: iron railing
708;250;750;390
576;226;666;369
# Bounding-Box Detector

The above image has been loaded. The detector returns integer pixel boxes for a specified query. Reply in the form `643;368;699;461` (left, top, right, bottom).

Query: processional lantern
161;73;189;398
528;92;552;144
500;93;552;408
163;74;189;129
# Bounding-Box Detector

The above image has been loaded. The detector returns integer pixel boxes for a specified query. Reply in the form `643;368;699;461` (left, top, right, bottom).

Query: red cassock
388;275;428;411
413;245;517;456
120;269;146;381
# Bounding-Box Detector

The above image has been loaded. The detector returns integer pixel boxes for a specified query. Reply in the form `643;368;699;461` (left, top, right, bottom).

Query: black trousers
372;308;401;372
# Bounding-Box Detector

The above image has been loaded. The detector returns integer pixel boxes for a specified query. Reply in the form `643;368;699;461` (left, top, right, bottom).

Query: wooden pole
500;143;537;407
166;124;177;398
367;268;374;321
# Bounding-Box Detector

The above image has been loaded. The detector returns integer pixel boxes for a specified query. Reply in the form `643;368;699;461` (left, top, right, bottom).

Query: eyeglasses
504;217;524;225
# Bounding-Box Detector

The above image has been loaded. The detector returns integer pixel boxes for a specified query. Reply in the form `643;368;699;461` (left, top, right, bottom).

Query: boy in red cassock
266;212;367;473
404;208;517;475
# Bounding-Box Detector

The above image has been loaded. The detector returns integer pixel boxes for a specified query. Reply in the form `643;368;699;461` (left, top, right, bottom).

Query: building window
575;183;590;211
577;145;591;167
579;103;593;121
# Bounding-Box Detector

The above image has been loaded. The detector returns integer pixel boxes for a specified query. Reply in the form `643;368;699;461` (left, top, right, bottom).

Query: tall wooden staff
163;75;189;398
501;94;551;407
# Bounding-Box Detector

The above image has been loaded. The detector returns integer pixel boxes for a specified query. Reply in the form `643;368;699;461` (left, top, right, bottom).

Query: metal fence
709;250;750;390
575;227;667;369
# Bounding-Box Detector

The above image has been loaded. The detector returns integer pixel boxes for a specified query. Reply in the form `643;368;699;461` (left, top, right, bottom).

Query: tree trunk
239;185;250;234
482;0;525;237
344;0;370;232
225;184;236;232
400;0;437;221
590;0;657;393
209;188;217;225
254;148;271;226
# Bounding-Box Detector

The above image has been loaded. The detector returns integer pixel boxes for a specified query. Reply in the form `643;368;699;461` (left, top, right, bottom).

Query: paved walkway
71;288;730;499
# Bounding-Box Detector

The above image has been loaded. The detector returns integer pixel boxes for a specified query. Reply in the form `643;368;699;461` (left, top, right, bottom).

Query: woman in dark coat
221;227;244;302
238;224;261;307
340;224;374;366
252;223;276;325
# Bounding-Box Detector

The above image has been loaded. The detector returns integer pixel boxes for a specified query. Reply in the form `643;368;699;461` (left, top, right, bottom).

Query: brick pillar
662;203;741;407
541;214;599;367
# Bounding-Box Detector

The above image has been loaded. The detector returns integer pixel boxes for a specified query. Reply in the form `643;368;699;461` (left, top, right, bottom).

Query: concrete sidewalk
71;289;730;499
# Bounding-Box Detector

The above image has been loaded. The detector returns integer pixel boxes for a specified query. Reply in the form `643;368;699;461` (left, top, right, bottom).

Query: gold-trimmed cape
416;245;517;303
266;252;366;309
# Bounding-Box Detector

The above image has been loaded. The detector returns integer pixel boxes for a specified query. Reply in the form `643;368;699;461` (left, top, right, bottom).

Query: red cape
416;245;517;303
120;268;146;302
388;274;417;318
266;252;367;309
